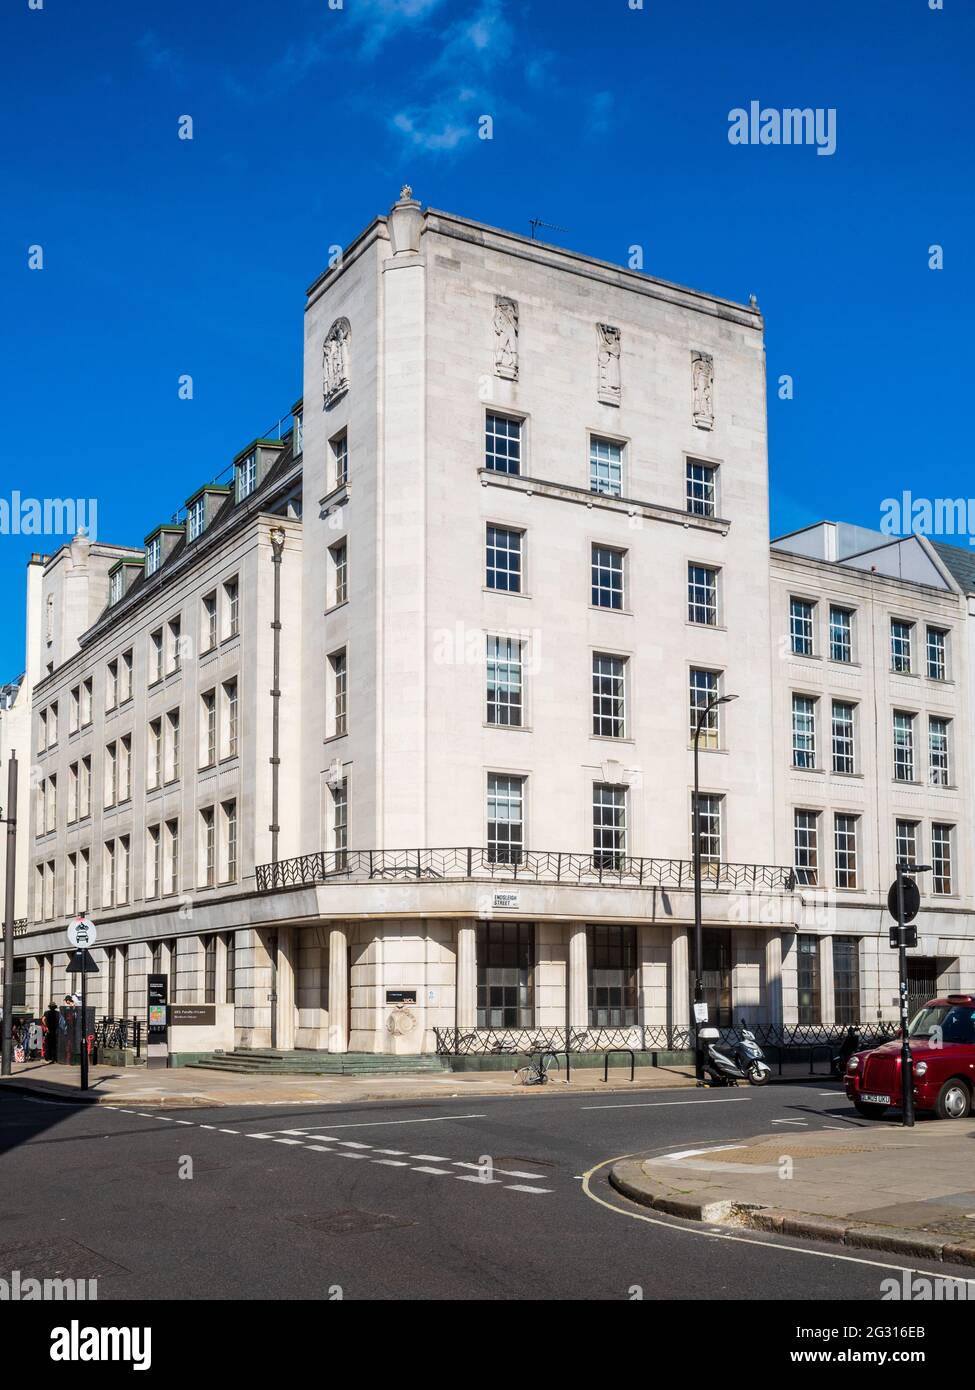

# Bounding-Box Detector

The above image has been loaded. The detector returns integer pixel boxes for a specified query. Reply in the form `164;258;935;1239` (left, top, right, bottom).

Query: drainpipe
269;526;286;872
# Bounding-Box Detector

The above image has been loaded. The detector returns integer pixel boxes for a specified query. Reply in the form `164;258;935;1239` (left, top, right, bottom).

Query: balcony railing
255;848;796;893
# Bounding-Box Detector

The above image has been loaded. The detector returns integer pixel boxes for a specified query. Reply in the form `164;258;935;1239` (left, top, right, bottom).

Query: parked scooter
699;1019;771;1086
831;1026;862;1078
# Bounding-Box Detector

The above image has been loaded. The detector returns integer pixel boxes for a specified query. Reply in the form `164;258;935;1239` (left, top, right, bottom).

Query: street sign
889;923;918;950
887;878;920;924
693;1001;709;1024
67;916;97;948
65;949;99;974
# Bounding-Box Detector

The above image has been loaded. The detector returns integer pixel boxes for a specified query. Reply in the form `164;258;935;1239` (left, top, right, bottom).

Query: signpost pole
1;753;18;1078
895;865;914;1129
80;947;89;1092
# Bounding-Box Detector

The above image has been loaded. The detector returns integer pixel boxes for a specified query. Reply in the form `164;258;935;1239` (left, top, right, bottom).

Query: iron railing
256;848;797;894
435;1022;898;1056
93;1016;143;1058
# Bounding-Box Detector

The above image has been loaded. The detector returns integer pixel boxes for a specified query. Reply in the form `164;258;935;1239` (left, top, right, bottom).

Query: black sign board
889;923;919;950
147;973;168;1036
386;989;417;1004
65;949;99;974
887;876;920;924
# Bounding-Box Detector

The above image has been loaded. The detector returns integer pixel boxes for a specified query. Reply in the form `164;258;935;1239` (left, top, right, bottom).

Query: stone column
568;922;588;1036
456;921;477;1032
327;925;349;1053
670;926;691;1034
765;932;783;1029
276;926;296;1051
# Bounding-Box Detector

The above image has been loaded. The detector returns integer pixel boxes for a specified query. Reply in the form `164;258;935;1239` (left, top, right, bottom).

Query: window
120;650;132;703
890;619;913;673
106;660;118;710
80;756;91;818
833;937;861;1025
587;924;637;1026
145;535;161;577
593;782;626;868
796;935;821;1026
831;701;855;774
330;539;348;606
48;701;58;745
689;668;720;748
103;839;116;909
224;577;239;637
166;708;181;782
893;711;915;782
931;824;953;894
592;545;625;610
834;814;859;889
792;695;816;769
592;653;626;738
221;799;238;882
117;835;130;906
476;922;535;1028
45;775;57;834
829;606;853;662
201;690;216;767
167;617;182;673
105;741;118;808
109;569;123;605
68;762;78;823
701;928;732;1027
236;450;257;502
685;459;716;517
81;678;92;726
486;526;523;593
589;436;623;497
331;779;348;868
688;564;718;625
119;735;131;802
147;825;161;899
165;819;180;895
926;627;947;681
78;848;89;913
223;679;239;758
895;820;919;871
486;636;523;727
693;794;723;866
200;806;215;887
485;413;521;475
794;809;819;886
226;934;236;1005
929;717;950;786
487;773;524;864
69;685;80;734
148;719;162;790
204;936;217;1004
149;629;163;683
329;650;347;737
202;593;217;652
187;496;205;541
66;853;77;917
790;598;814;655
332;431;349;487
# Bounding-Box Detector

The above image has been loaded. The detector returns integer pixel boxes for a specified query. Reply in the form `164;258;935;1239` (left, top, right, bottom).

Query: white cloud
586;90;615;139
392;97;476;152
136;31;183;79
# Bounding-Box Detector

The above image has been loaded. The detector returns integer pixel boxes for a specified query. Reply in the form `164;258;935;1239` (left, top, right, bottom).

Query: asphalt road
2;1078;972;1301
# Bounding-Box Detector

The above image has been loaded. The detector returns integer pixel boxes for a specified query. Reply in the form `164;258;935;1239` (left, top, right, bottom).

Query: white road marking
581;1097;751;1111
336;1152;369;1160
771;1119;807;1126
412;1165;453;1175
297;1114;486;1131
219;1128;239;1135
273;1138;304;1145
337;1141;371;1149
172;1119;194;1125
373;1159;409;1167
373;1148;407;1155
307;1146;334;1153
659;1145;745;1161
246;1133;275;1140
410;1153;449;1162
506;1184;552;1194
455;1174;501;1184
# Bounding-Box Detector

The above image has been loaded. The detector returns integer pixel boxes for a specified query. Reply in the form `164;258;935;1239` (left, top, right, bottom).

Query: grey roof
932;541;975;594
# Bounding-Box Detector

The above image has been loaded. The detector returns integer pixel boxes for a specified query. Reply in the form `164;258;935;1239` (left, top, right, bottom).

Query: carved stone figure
494;296;519;380
323;318;351;406
692;350;714;430
596;323;622;405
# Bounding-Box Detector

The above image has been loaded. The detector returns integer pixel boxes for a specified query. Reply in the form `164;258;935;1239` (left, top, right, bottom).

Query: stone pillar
670;926;691;1033
568;922;588;1035
276;926;296;1051
456;921;477;1032
820;935;835;1024
327;925;348;1053
765;932;783;1029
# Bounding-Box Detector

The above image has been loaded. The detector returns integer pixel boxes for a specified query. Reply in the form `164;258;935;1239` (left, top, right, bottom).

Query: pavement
610;1119;975;1264
4;1077;974;1300
0;1057;697;1107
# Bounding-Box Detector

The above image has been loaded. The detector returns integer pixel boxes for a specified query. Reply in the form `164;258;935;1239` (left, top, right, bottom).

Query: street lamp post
693;694;737;1083
894;860;930;1128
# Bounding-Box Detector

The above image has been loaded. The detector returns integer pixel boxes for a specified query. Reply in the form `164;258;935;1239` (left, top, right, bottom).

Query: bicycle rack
602;1048;635;1083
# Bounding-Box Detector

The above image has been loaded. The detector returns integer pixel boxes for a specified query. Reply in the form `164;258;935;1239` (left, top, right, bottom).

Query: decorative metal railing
93;1016;143;1058
256;848;797;894
434;1022;898;1056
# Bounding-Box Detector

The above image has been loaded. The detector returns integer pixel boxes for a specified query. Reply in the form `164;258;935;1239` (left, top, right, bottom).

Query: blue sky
1;0;971;676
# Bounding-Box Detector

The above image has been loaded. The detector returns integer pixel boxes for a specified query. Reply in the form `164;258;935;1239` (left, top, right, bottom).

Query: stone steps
185;1049;450;1077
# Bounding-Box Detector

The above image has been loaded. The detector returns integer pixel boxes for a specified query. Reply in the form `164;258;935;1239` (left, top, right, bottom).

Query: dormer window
187;496;206;541
146;535;161;576
109;570;123;605
236;451;257;502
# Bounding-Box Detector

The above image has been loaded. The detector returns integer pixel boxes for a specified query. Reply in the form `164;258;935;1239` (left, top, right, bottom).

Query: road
1;1078;970;1301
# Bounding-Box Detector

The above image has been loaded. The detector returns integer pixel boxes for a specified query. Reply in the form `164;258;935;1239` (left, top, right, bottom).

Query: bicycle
514;1050;561;1085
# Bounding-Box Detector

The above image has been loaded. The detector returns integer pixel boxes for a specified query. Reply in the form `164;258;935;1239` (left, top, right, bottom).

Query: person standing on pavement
43;1002;60;1061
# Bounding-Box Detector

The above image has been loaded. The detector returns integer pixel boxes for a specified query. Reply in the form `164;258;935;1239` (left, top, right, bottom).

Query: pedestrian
43;1002;60;1062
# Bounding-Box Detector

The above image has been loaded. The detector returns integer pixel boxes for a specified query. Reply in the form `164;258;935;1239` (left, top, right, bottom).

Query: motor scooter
698;1019;771;1086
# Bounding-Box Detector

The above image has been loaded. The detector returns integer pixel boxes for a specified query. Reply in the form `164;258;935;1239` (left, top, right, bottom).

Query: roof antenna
530;217;569;241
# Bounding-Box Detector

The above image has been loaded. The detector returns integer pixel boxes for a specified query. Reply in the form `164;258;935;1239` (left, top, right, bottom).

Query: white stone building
5;192;973;1060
